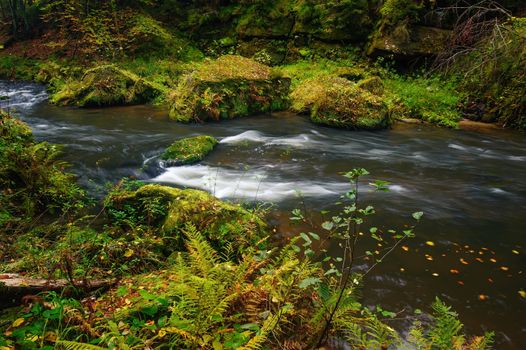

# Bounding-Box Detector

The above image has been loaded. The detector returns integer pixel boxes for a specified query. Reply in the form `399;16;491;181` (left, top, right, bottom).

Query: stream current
2;81;526;348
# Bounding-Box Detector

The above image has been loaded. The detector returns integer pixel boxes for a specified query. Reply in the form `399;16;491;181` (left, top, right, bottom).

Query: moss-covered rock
290;76;391;130
162;135;218;166
168;55;290;122
368;25;451;57
105;184;267;254
51;65;162;107
357;76;384;95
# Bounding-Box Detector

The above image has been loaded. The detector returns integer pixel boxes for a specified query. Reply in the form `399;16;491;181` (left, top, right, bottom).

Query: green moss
290;75;391;130
162;135;218;165
51;65;162;107
383;74;462;128
357;76;384;95
168;55;290;122
105;184;267;255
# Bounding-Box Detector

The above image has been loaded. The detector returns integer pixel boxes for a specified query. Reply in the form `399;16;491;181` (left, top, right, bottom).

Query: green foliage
162;135;218;165
451;17;526;130
383;73;462;128
379;0;424;26
0;55;39;80
407;298;495;350
0;112;86;232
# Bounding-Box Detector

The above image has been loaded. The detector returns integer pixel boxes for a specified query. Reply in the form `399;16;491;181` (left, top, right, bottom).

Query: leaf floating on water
400;267;405;272
475;258;484;263
488;278;493;283
425;255;433;261
519;290;526;298
478;294;489;301
432;273;439;277
450;269;460;274
490;258;497;263
512;250;520;255
402;246;409;252
457;280;465;286
425;241;435;247
500;266;509;271
460;258;469;265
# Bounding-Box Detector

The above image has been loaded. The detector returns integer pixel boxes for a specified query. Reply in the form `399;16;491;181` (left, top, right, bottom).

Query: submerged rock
162;135;218;166
105;184;267;254
168;55;290;122
290;76;391;130
52;65;162;107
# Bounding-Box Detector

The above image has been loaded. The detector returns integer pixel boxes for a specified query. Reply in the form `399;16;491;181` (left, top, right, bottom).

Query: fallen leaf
478;294;488;301
124;249;134;258
475;258;484;263
402;246;409;252
490;258;497;263
432;273;439;277
500;266;509;271
11;318;24;328
450;269;460;274
426;241;435;247
460;258;469;265
400;267;405;272
512;250;520;255
457;280;465;286
519;290;526;298
426;255;433;261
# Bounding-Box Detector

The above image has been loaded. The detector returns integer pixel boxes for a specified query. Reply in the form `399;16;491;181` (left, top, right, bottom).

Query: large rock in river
52;65;162;107
290;75;391;130
162;135;218;166
105;184;267;255
168;55;290;122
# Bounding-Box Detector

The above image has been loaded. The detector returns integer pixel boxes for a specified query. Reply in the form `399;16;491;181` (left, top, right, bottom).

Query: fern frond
238;310;282;350
184;224;218;277
55;340;106;350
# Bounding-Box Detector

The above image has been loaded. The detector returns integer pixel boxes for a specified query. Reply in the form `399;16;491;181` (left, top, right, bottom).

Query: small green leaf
299;277;321;289
412;211;424;221
321;221;334;231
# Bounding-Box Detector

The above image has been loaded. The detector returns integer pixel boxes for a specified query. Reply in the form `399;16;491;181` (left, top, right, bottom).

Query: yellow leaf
159;329;167;338
478;294;488;301
425;241;435;247
124;249;134;258
500;266;509;271
432;273;439;277
512;250;520;255
12;318;25;328
519;290;526;298
401;246;409;252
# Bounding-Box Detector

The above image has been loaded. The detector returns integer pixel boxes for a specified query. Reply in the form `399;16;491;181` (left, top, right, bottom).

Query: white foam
152;164;345;201
220;130;321;149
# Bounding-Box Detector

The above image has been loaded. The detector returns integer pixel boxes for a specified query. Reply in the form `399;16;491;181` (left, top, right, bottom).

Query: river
2;80;526;349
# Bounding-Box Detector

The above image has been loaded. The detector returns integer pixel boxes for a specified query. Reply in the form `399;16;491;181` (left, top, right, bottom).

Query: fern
55;340;106;350
239;310;282;350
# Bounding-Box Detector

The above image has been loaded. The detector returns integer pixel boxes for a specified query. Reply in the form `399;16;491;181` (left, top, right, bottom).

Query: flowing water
2;81;526;348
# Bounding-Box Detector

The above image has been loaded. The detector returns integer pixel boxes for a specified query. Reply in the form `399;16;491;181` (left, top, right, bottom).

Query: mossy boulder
357;76;384;95
162;135;218;166
368;25;451;57
290;76;391;130
105;184;267;254
168;55;290;122
51;65;162;107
